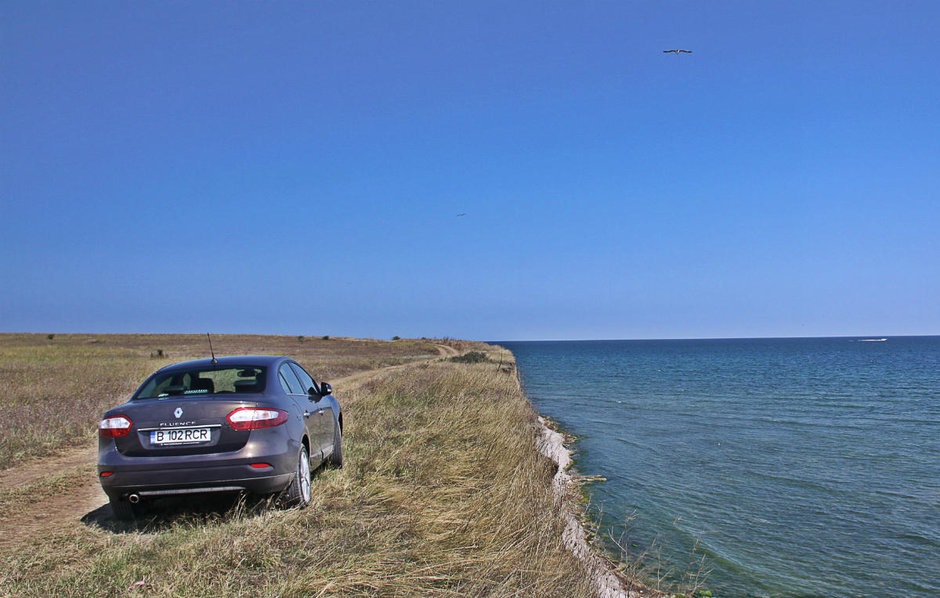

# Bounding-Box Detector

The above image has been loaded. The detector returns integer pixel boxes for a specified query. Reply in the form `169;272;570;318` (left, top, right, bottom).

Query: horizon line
492;334;940;342
2;331;939;343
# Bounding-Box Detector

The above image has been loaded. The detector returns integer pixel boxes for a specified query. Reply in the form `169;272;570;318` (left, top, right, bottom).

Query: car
97;355;342;520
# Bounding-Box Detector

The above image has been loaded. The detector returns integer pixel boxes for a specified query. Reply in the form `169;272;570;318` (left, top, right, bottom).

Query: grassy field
0;333;443;470
0;334;610;597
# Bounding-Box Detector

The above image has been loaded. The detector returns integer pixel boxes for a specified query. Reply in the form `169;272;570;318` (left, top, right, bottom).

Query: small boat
858;338;888;342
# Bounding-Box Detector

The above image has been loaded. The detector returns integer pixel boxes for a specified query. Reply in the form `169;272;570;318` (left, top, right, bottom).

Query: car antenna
206;332;218;364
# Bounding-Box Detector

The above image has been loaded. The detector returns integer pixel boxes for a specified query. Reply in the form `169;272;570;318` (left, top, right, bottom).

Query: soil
0;444;97;490
0;468;108;553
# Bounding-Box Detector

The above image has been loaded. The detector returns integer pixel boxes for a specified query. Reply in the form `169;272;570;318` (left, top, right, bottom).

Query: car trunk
113;396;262;457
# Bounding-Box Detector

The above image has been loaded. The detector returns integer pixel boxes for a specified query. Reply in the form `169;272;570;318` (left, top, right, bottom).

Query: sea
500;337;939;598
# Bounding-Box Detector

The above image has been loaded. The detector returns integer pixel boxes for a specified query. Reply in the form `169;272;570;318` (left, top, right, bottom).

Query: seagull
663;49;692;54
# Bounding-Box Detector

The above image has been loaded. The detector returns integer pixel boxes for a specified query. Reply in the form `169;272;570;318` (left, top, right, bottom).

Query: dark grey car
97;355;342;520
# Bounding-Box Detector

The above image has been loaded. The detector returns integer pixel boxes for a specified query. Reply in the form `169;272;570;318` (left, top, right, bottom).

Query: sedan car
97;355;342;520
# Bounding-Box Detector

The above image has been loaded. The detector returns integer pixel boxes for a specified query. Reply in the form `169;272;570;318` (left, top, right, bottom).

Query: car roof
155;355;288;373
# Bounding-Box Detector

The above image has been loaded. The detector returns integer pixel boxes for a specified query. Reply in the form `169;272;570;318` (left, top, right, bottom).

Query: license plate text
150;427;211;445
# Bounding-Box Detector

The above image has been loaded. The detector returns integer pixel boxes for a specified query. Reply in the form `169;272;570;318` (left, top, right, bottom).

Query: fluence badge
174;407;183;418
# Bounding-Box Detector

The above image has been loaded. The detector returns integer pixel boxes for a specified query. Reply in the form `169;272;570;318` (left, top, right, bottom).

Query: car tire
282;445;311;508
327;421;343;468
110;497;136;521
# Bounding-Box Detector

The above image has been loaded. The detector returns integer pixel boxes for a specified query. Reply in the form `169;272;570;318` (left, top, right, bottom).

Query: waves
504;336;940;597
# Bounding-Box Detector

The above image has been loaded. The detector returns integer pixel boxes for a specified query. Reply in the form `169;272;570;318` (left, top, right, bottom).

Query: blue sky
2;1;938;340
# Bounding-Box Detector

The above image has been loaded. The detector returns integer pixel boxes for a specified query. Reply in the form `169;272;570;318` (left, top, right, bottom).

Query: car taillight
226;407;288;431
99;415;133;438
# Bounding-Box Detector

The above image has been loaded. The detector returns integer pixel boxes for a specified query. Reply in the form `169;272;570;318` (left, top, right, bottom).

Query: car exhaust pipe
128;493;141;504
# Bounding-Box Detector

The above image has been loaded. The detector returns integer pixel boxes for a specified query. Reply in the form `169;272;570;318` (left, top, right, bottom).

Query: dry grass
0;333;448;470
0;342;596;597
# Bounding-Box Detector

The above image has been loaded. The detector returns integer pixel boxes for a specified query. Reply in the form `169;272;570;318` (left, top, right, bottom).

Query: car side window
278;364;304;395
289;362;318;395
277;372;293;394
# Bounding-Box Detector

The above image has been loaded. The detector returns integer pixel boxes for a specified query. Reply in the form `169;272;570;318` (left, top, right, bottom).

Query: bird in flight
663;49;692;54
456;213;467;217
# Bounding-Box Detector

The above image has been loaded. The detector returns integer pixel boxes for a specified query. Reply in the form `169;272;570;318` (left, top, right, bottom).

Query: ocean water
501;337;940;598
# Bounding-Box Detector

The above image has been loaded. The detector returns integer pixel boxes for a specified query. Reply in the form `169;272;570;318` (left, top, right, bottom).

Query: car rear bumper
99;465;294;499
98;439;300;499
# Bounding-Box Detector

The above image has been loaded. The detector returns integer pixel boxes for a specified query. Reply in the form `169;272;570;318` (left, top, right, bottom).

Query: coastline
4;333;665;595
501;345;663;598
2;334;613;595
6;335;935;595
535;415;660;598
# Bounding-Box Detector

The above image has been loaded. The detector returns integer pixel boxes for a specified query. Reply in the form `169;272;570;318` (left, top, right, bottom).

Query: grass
0;337;598;597
0;333;447;470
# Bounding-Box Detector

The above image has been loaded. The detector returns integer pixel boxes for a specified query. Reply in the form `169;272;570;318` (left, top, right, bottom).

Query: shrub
449;351;490;364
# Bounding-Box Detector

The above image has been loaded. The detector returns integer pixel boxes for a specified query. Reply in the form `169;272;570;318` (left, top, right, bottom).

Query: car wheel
327;421;343;468
110;497;136;521
282;445;311;508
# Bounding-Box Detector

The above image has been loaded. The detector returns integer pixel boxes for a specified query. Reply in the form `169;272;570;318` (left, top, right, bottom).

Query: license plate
150;427;212;445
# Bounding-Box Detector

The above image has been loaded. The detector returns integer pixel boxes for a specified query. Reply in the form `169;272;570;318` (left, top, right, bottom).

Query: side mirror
319;382;333;396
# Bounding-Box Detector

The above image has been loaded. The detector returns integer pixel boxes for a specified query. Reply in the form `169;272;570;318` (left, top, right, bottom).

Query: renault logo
174;407;183;418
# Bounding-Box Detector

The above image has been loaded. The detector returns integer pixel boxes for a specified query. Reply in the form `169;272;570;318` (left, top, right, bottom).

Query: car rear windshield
134;366;268;399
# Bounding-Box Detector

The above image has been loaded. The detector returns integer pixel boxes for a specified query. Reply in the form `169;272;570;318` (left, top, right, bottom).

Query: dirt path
328;345;454;389
0;352;454;556
0;468;108;553
434;343;460;357
0;443;97;491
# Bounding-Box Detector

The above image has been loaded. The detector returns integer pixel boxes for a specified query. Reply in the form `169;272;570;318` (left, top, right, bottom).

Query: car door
290;362;334;456
277;363;322;463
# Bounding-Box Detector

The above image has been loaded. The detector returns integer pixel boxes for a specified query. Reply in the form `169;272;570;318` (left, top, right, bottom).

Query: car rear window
134;366;267;399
